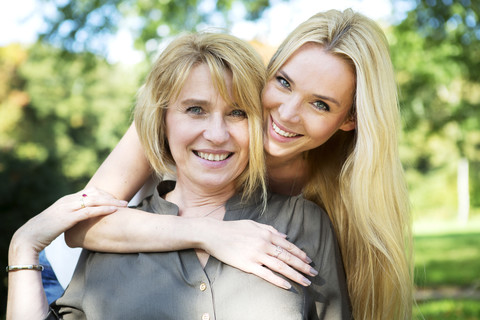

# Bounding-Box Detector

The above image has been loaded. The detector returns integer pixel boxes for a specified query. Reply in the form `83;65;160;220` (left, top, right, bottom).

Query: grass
414;300;480;320
413;215;480;319
414;216;480;287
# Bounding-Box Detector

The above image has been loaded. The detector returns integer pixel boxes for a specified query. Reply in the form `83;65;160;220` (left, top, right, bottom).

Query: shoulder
264;193;335;245
267;192;330;224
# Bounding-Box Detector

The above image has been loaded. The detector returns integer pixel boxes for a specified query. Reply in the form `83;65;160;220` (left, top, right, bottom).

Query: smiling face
263;43;356;162
166;63;250;193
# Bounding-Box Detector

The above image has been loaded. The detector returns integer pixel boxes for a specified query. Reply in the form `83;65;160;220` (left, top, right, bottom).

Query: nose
277;95;302;123
203;113;230;144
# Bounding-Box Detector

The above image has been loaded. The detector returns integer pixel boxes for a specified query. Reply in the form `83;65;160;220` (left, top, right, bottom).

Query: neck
266;153;308;196
165;179;235;218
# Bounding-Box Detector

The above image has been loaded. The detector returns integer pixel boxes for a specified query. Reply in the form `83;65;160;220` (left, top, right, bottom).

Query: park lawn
414;300;480;320
414;217;480;287
413;216;480;319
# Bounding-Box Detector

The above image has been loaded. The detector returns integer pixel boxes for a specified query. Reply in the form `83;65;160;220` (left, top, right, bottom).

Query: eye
186;106;204;115
230;109;247;119
313;100;330;112
276;76;291;89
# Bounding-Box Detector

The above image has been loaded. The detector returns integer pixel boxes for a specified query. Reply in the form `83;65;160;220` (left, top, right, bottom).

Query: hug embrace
7;9;412;320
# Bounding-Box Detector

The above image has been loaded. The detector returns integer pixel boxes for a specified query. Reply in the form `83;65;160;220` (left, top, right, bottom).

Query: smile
272;120;301;138
195;151;232;161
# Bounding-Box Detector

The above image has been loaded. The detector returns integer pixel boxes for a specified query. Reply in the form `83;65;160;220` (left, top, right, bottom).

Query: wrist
191;217;221;253
8;232;41;266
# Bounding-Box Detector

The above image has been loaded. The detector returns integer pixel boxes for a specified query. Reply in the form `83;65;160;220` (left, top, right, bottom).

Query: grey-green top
49;181;351;320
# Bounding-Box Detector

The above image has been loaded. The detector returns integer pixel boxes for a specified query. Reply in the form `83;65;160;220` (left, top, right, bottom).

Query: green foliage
390;0;480;221
39;0;280;56
0;43;142;315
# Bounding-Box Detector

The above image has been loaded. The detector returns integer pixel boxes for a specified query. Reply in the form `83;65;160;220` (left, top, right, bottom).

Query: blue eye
277;76;291;89
230;109;247;118
186;106;204;115
313;101;330;112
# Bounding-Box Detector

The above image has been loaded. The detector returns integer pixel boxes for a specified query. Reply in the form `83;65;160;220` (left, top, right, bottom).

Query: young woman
7;31;350;319
60;9;411;319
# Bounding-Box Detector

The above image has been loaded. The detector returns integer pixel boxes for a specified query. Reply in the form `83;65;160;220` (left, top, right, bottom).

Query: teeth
197;152;230;161
272;121;300;138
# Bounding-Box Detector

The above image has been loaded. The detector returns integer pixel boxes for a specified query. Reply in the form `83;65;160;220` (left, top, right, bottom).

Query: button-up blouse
49;181;351;319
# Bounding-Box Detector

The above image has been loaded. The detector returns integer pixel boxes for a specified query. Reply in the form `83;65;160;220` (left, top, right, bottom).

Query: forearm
86;122;152;201
7;233;49;320
65;207;211;252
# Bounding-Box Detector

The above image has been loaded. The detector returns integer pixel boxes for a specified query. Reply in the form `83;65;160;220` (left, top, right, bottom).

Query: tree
390;0;480;218
39;0;279;57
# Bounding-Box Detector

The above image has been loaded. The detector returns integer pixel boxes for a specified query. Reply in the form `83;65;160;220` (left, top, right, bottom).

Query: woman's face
262;43;356;161
166;63;249;192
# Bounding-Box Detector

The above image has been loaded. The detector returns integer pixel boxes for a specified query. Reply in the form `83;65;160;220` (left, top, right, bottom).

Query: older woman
56;9;411;319
7;32;350;319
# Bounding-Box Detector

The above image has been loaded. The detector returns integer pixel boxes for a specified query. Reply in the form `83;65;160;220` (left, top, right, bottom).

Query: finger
261;255;312;287
256;223;287;238
272;245;318;277
250;265;292;290
75;206;118;221
273;237;312;265
65;193;127;211
78;194;128;208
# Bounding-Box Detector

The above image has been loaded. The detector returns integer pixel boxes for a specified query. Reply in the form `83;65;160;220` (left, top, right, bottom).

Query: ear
339;117;356;132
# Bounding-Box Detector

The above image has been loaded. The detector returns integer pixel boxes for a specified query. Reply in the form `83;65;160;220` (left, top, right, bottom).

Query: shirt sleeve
294;198;352;319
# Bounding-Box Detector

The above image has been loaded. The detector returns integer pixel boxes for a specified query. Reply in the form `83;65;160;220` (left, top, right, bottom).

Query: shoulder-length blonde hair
134;32;267;203
267;9;413;319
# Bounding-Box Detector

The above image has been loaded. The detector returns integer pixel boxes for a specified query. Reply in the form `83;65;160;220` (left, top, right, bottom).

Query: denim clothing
39;250;64;304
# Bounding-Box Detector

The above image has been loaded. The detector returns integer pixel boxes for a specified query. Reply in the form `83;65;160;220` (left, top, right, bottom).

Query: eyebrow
180;98;210;106
279;70;341;107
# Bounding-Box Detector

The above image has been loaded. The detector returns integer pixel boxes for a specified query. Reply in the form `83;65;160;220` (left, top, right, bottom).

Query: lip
268;116;302;142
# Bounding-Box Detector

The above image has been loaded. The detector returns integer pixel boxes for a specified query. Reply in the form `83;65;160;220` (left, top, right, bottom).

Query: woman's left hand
10;187;128;261
7;187;128;320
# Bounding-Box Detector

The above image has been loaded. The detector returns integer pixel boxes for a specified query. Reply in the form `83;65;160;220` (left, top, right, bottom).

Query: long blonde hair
134;32;267;203
267;9;413;319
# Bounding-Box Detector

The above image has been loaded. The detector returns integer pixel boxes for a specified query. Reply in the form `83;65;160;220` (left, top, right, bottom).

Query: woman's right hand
201;219;317;289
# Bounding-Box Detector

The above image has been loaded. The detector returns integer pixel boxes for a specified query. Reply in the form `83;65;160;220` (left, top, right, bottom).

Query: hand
10;187;128;262
202;219;317;289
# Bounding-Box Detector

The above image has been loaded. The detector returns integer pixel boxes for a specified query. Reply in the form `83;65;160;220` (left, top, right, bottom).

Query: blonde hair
134;32;267;202
267;9;413;319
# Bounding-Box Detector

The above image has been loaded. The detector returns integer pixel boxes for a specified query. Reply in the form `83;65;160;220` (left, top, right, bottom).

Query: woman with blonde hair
7;31;350;319
59;9;411;319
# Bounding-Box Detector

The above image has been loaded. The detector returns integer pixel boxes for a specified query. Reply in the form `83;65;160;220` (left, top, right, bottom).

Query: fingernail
306;256;312;264
283;281;292;290
119;200;128;206
310;268;318;276
302;277;311;286
279;232;287;238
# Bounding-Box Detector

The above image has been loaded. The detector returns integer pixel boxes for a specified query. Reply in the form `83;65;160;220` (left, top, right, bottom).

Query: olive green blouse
49;181;351;319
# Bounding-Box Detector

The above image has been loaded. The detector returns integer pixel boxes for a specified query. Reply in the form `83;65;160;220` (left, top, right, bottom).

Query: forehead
176;64;233;99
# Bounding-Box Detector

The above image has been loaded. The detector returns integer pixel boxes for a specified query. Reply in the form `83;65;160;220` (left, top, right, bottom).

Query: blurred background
1;0;479;318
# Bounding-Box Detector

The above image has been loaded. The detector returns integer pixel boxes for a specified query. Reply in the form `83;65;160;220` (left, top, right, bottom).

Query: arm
85;121;153;201
65;208;316;289
66;123;316;288
6;189;125;320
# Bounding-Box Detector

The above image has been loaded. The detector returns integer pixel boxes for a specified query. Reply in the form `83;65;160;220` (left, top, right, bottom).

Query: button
201;313;210;320
199;282;207;291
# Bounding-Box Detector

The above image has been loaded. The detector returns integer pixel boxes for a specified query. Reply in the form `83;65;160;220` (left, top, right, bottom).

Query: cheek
261;84;276;110
306;119;340;143
234;123;250;153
